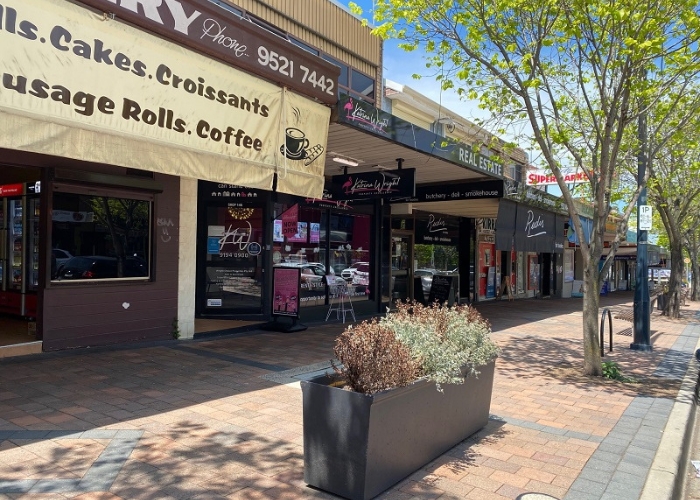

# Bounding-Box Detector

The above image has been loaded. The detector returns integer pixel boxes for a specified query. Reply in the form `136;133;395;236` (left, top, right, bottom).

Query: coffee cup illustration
284;127;309;158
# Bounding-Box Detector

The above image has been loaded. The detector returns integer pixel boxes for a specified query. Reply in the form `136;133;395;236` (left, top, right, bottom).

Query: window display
51;191;151;281
273;204;372;307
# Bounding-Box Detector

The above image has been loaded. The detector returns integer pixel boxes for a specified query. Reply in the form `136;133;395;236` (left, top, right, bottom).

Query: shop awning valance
0;0;330;198
495;199;517;250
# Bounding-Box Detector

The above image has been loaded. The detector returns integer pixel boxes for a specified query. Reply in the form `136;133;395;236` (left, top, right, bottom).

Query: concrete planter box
301;361;495;500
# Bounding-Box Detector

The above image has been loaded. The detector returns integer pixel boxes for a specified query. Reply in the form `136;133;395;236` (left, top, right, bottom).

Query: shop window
273;204;371;306
322;55;349;87
350;71;375;101
51;192;151;281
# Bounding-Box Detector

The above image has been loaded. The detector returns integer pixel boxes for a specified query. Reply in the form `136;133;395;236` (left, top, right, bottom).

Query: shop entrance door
391;231;413;304
198;205;265;315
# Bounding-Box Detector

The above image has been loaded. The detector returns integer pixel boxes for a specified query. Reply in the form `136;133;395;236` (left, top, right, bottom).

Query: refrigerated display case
0;183;39;317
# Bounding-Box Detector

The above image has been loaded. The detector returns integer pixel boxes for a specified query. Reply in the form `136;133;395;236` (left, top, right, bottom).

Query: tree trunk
582;265;602;376
664;241;684;318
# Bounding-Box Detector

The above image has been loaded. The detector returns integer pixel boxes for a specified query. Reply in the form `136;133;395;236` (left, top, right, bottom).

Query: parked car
341;262;369;281
52;248;73;268
351;263;370;286
275;263;344;286
56;256;148;280
414;269;437;295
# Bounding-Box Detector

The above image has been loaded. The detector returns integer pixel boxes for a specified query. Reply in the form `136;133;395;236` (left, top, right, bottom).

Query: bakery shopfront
0;0;337;349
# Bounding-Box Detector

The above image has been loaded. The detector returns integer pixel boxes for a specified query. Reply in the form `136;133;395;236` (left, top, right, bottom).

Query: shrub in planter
303;301;499;500
332;301;499;391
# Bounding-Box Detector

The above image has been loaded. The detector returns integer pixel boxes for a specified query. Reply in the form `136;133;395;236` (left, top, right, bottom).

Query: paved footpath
0;292;698;500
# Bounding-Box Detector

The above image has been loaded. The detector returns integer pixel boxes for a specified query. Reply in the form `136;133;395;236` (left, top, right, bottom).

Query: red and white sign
0;184;24;197
527;171;588;186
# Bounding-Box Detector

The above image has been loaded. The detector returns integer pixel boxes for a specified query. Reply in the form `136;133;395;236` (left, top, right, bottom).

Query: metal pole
632;103;652;351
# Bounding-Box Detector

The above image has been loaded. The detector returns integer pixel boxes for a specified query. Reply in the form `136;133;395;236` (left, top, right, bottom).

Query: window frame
50;184;154;284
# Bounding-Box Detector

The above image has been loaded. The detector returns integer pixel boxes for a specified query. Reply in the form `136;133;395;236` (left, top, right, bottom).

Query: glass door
0;199;5;291
201;204;265;314
9;199;23;291
27;197;39;291
390;232;413;304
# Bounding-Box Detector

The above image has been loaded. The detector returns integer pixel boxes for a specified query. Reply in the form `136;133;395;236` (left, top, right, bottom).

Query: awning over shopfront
323;96;505;218
567;216;593;245
495;199;517;250
0;0;333;198
496;199;564;253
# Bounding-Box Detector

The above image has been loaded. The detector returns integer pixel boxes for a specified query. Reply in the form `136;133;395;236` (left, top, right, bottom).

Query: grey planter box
301;361;495;500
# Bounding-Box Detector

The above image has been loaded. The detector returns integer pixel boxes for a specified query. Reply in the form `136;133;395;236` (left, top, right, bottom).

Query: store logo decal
427;214;447;233
525;210;546;237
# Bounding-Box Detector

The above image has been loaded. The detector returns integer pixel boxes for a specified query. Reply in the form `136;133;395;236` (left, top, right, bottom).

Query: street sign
639;205;653;230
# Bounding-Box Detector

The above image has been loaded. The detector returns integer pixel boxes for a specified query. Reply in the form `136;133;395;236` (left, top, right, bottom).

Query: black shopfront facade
195;181;384;322
495;197;568;299
195;177;512;323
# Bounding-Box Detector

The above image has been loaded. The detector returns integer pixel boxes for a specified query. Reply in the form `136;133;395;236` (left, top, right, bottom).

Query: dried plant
382;301;499;389
332;319;420;395
331;301;499;394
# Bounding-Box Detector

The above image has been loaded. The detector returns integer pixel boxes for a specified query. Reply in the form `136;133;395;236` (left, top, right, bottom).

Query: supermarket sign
527;171;588;186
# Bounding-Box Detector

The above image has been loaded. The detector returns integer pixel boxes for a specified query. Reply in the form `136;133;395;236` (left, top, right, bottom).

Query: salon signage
74;0;340;104
330;168;416;200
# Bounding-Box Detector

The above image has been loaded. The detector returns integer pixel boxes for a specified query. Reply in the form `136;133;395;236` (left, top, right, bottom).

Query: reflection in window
51;192;151;281
322;54;349;87
350;71;375;100
272;205;371;307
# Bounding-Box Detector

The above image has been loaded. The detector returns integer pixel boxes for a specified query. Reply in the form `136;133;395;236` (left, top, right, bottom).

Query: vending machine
0;182;40;318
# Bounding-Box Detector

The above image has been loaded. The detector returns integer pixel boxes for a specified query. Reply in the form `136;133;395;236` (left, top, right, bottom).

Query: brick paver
0;291;697;499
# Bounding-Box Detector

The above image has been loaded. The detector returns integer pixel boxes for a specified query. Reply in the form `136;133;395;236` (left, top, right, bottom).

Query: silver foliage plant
380;301;500;390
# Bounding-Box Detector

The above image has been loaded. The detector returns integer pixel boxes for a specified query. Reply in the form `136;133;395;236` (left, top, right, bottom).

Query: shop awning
495;199;517;250
0;0;331;199
567;216;593;245
601;246;638;261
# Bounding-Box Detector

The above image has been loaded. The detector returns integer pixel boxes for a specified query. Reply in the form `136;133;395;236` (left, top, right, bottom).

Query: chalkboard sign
428;275;455;306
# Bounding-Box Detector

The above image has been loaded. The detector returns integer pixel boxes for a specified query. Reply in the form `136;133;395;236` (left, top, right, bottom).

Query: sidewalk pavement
0;292;698;500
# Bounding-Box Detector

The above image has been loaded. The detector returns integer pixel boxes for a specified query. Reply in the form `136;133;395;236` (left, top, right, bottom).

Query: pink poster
281;204;299;239
287;222;308;243
309;223;320;243
273;267;300;317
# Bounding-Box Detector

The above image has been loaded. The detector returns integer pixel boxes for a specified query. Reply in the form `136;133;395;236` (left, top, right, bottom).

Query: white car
350;263;370;286
414;269;436;295
52;248;73;269
341;262;369;281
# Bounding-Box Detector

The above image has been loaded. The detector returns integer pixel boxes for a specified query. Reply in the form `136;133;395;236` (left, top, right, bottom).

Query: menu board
428;275;455;306
272;267;301;317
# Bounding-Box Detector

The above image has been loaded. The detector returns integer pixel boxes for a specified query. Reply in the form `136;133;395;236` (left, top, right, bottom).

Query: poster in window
281;204;299;238
272;267;301;317
273;219;284;242
309;223;320;243
287;222;308;243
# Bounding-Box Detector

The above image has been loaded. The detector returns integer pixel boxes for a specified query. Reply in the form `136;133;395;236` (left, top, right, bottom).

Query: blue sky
333;0;492;126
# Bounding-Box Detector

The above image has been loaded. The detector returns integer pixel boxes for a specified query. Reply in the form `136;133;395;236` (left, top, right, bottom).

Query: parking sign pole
632;110;652;351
